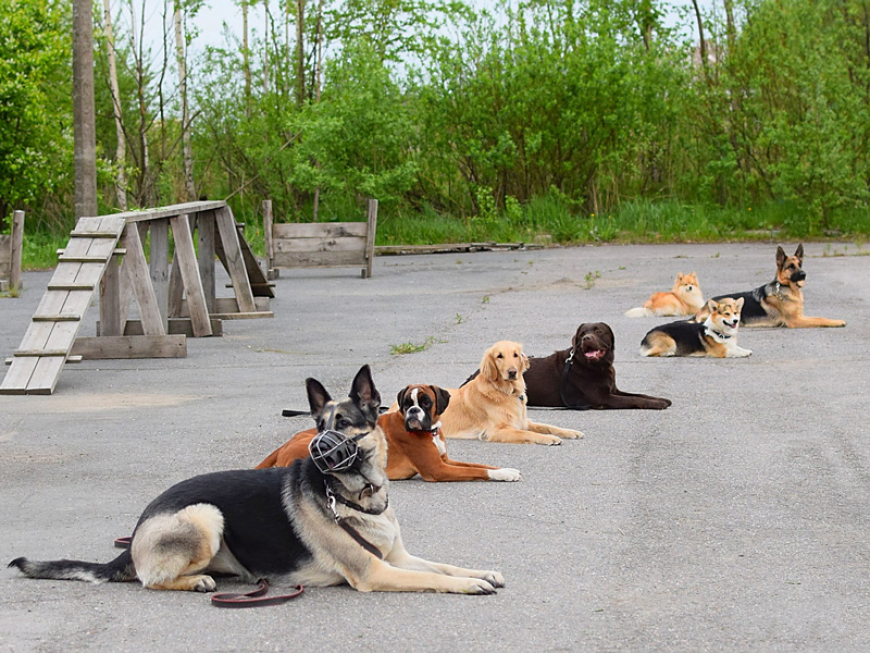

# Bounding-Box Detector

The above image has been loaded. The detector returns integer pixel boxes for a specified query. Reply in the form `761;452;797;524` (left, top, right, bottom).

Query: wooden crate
264;199;378;279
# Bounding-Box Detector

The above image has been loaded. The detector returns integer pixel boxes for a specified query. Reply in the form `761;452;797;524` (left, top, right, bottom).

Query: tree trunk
243;0;251;113
263;0;270;94
174;1;196;201
295;0;305;107
103;0;127;210
129;0;153;206
73;0;98;220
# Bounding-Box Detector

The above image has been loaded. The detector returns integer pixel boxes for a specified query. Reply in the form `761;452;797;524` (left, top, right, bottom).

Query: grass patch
390;337;437;356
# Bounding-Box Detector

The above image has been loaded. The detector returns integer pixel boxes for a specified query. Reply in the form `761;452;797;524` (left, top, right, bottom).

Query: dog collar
706;327;732;342
324;483;385;560
325;482;389;516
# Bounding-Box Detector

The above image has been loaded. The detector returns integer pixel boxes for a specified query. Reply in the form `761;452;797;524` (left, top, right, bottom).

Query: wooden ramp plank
0;216;127;395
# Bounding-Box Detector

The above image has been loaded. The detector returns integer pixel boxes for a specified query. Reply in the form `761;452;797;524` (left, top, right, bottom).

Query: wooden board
71;335;187;359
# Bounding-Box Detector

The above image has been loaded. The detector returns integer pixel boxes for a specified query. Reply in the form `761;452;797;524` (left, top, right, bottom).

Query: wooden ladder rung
13;349;70;357
69;231;126;238
57;250;126;262
6;355;81;365
47;283;95;291
32;315;81;322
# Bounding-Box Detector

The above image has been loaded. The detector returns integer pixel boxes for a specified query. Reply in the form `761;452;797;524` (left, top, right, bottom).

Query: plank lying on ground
374;242;543;256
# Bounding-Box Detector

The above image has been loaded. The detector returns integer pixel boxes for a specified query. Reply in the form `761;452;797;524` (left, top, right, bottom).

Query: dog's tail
8;548;135;584
624;306;651;318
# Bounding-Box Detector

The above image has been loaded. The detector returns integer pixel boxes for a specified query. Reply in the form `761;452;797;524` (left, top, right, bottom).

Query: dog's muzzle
309;430;364;474
792;270;806;283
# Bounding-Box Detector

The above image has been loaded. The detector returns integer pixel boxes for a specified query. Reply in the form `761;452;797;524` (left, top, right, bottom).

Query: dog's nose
508;368;518;379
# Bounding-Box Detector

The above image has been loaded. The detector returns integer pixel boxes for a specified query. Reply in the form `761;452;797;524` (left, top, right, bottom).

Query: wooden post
198;209;216;312
169;214;212;337
215;206;256;313
149;219;170;330
10;210;24;289
363;199;378;279
120;222;165;336
262;199;276;280
99;251;123;336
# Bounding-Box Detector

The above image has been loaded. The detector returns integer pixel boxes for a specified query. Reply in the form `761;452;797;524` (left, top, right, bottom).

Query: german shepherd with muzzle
9;366;504;595
692;244;846;328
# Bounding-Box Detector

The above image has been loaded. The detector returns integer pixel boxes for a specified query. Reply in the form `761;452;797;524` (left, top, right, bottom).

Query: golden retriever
440;341;584;445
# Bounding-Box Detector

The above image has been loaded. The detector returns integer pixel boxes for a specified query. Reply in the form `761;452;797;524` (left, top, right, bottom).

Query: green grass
14;195;870;272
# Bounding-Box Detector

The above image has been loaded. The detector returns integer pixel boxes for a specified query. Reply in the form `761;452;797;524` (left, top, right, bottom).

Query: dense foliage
4;0;870;242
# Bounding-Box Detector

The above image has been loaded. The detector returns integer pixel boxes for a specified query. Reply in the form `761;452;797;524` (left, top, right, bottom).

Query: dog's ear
776;246;787;269
794;244;804;261
430;385;451;414
734;297;745;312
603;322;615;350
519;350;530;373
706;299;719;312
480;346;498;381
396;386;409;409
676;272;684;282
349;365;381;424
306;378;332;420
572;325;587;353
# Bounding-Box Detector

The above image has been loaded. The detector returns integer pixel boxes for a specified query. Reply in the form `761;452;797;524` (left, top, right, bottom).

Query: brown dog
524;323;672;409
693;244;846;328
440;341;583;445
257;384;521;482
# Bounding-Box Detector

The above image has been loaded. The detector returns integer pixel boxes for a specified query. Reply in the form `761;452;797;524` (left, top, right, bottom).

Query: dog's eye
419;396;431;407
335;416;349;429
497;353;504;359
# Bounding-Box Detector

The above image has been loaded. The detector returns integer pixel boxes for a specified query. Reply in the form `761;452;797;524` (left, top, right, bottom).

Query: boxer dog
258;384;521;482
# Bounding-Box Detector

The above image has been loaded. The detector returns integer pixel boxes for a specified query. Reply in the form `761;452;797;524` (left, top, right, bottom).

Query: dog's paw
192;575;217;592
488;468;521;482
561;430;583;440
478;571;505;588
457;578;497;595
537;435;562;446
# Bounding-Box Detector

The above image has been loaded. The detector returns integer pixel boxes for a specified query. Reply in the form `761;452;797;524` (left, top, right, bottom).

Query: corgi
640;298;751;358
626;272;704;318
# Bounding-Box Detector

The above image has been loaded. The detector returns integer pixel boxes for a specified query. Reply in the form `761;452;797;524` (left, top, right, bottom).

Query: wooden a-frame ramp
1;201;273;395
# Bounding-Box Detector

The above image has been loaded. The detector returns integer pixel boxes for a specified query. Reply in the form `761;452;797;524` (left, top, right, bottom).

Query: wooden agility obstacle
263;198;378;279
1;200;272;395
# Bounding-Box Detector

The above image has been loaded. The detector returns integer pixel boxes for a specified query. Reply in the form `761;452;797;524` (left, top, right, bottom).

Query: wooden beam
169;214;212;336
10;210;24;289
215;206;257;313
71;334;187;359
121;222;165;336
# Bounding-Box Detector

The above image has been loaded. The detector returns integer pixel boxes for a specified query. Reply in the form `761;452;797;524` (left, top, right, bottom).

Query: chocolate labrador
524;322;672;410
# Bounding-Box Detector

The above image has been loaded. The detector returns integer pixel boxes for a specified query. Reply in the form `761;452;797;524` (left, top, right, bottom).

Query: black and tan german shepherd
693;244;846;328
9;366;504;595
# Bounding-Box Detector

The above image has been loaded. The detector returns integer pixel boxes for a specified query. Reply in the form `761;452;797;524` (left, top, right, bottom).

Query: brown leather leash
211;579;304;608
112;536;304;607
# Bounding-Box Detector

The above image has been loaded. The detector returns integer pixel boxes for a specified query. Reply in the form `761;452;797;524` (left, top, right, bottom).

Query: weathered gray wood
364;199;378;279
24;356;66;394
215;206;256;313
149;219;170;331
71;335;187;359
99;253;123;336
272;222;369;239
169;214;212;337
273;250;374;269
9;210;24;289
119;318;223;337
197;210;216;312
273;235;367;254
99;200;227;223
0;357;39;394
121;222;165;336
263;199;274;266
180;296;271;318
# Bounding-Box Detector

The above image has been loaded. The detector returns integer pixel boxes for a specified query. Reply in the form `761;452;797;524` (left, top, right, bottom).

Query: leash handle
212;579;304;608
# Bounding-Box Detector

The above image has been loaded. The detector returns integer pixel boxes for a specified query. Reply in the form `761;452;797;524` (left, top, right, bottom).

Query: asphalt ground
1;241;868;653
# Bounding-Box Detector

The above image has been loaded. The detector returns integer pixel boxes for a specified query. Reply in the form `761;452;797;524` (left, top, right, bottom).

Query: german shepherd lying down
692;244;846;328
9;366;504;595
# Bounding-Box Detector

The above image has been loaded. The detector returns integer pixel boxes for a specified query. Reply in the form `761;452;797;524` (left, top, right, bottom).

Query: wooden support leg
215;206;256;313
169;214;212;337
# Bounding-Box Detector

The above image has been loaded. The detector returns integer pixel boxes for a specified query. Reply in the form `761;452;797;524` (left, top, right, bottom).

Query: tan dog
440;341;583;446
258;384;521;482
626;271;704;317
641;297;751;358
